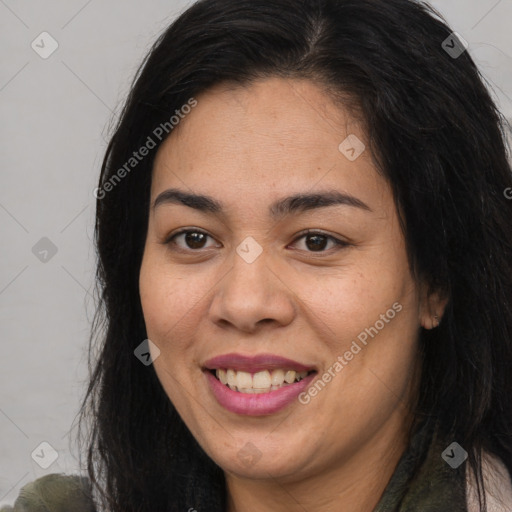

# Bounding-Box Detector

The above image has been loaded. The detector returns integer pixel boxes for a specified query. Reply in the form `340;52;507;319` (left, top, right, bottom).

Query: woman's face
139;78;438;483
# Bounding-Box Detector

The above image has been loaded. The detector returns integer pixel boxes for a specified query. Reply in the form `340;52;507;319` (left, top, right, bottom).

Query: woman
3;0;512;510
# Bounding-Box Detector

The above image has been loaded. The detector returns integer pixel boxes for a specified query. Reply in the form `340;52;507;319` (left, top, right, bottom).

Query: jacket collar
374;418;467;512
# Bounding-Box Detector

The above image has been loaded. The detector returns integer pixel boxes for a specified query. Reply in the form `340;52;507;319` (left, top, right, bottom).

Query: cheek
297;253;419;398
139;253;195;350
139;256;200;407
302;264;411;337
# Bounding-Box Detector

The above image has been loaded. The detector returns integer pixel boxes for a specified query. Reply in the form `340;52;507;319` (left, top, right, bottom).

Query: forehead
151;77;388;213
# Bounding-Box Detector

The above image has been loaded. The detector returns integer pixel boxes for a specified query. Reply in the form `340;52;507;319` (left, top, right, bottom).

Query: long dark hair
77;0;512;510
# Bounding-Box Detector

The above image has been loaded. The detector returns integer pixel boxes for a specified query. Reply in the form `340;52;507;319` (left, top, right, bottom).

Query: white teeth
236;371;253;390
284;370;296;384
253;370;271;392
213;368;312;393
226;369;237;387
217;369;228;385
271;369;285;386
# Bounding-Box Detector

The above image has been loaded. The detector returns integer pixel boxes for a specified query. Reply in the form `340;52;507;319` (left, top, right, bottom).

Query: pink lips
203;353;317;416
203;353;316;373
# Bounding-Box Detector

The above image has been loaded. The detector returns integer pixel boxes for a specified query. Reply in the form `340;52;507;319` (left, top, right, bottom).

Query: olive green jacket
2;421;511;511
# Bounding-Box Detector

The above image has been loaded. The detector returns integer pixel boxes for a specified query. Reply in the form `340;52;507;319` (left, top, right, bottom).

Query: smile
212;368;312;393
202;353;318;415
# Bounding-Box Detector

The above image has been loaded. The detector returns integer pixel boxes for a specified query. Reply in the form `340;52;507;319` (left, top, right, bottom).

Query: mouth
207;368;316;393
202;353;318;415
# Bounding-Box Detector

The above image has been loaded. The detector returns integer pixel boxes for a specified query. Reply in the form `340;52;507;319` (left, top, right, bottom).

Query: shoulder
466;451;512;512
0;473;96;512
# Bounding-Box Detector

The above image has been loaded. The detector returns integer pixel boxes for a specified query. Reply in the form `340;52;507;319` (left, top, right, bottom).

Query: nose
208;247;296;333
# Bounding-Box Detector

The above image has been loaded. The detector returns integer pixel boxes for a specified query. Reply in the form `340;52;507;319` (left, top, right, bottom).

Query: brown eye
166;229;217;250
183;231;208;249
304;234;329;251
292;231;348;253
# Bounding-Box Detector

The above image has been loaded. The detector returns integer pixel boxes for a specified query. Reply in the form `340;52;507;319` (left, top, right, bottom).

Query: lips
202;353;318;415
203;353;317;373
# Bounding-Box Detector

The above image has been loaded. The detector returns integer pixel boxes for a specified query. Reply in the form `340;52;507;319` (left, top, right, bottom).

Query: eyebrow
152;187;372;218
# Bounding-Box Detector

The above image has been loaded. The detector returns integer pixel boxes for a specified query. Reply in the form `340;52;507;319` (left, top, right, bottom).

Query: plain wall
1;0;511;505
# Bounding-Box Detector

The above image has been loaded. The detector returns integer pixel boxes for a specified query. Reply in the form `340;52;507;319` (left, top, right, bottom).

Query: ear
418;282;449;330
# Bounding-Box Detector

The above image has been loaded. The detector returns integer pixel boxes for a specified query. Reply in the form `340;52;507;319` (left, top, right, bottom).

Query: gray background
1;0;511;506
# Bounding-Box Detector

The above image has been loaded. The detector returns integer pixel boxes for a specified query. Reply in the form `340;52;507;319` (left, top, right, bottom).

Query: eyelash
163;228;349;254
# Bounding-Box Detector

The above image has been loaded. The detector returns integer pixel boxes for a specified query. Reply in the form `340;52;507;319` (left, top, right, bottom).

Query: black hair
77;1;512;510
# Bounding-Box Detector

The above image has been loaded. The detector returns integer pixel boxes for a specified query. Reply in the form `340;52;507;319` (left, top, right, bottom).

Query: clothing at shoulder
1;454;511;512
0;473;96;512
466;451;512;512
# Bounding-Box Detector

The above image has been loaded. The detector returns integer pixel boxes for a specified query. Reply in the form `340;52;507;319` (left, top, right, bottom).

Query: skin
139;77;446;512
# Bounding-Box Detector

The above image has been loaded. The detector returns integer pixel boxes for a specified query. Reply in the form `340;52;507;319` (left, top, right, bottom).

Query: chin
205;437;312;480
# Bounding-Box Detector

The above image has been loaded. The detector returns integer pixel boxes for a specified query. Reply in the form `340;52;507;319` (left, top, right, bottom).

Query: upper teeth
215;369;309;393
